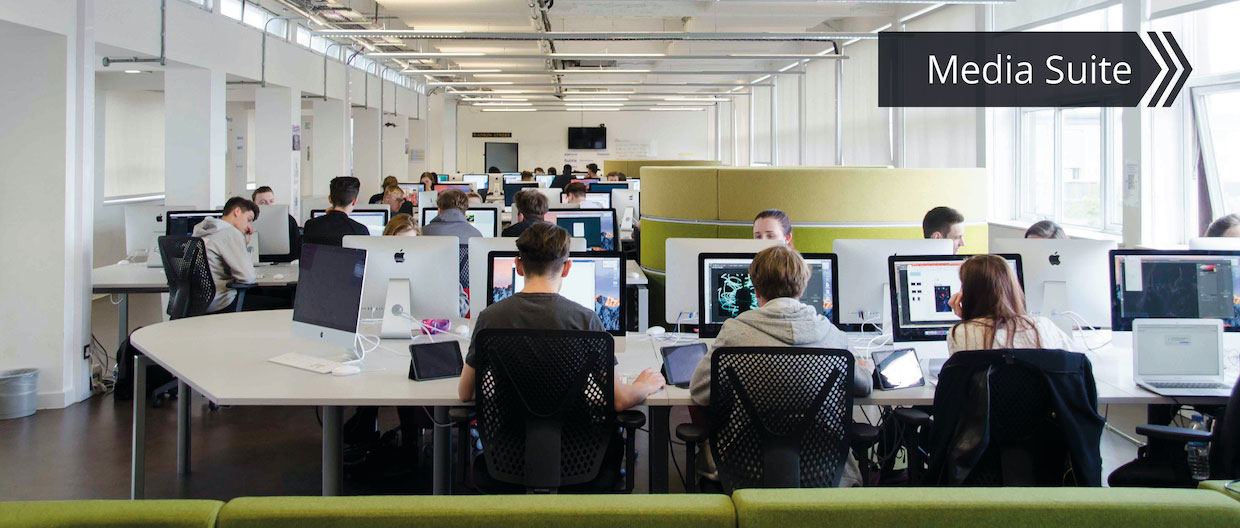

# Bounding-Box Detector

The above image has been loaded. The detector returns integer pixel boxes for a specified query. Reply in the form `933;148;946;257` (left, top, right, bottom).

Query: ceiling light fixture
123;69;142;74
563;97;629;102
472;102;534;106
565;103;624;107
481;108;537;112
402;68;502;74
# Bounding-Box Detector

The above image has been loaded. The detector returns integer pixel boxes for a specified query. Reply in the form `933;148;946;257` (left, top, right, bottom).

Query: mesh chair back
458;245;470;290
707;347;855;491
472;329;616;490
157;236;215;319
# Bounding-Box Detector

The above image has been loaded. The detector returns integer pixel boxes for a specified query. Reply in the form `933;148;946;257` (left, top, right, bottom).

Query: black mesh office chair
457;329;645;494
894;349;1104;486
1108;380;1239;487
674;347;879;492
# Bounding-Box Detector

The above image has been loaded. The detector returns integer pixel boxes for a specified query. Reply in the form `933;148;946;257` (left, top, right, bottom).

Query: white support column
382;111;408;182
70;0;95;405
714;103;722;162
312;98;347;193
165;68;226;208
731;99;739;166
353;106;382;199
255;85;300;213
1121;0;1149;247
769;82;778;165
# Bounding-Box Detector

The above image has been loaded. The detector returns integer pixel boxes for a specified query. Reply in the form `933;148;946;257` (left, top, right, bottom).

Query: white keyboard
268;353;342;374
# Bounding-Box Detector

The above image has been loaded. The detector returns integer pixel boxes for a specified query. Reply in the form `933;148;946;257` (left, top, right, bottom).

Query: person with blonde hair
947;254;1072;353
369;176;400;204
383;213;419;236
381;184;414;216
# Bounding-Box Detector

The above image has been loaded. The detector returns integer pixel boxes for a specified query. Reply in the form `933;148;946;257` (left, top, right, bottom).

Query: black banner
878;32;1191;108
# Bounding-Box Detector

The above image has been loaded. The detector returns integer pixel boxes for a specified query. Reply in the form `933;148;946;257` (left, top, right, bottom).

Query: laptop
1133;319;1234;397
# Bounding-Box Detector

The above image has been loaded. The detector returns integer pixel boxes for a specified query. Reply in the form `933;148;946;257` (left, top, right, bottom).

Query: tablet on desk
408;341;464;381
661;343;707;389
872;348;925;391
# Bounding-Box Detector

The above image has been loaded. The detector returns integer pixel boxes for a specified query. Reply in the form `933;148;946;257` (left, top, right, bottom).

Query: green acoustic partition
604;159;722;179
0;500;223;528
1200;480;1240;502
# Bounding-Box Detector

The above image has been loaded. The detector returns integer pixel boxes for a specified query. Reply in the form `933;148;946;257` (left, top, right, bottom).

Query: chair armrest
448;407;474;424
850;422;880;446
1136;424;1212;443
676;423;707;444
228;281;258;290
893;407;932;427
617;410;646;430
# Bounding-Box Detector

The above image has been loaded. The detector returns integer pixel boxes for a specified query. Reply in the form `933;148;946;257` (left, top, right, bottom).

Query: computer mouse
455;324;470;335
646;326;666;336
117;260;130;266
628;271;641;280
272;274;285;280
331;365;361;376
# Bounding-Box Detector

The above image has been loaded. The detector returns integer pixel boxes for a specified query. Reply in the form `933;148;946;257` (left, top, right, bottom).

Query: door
484;142;518;172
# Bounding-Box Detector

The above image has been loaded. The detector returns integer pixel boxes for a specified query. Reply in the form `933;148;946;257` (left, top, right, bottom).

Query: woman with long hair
947;254;1072;353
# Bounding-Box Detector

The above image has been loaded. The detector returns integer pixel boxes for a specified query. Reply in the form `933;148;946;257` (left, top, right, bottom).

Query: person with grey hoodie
689;245;873;487
192;197;283;313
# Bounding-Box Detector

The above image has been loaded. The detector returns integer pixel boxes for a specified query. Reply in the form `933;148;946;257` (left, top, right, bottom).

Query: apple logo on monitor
394;250;405;263
1048;252;1061;266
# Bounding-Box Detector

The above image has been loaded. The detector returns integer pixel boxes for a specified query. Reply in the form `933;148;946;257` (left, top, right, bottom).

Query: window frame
1190;74;1240;219
1013;106;1119;233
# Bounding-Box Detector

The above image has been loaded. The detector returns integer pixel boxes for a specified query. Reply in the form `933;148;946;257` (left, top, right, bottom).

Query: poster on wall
613;139;653;159
291;151;301;215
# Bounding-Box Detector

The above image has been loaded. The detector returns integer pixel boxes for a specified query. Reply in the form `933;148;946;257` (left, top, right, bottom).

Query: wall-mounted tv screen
568;127;607;150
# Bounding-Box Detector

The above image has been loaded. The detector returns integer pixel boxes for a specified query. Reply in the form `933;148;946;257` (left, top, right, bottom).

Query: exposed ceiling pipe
261;16;304;87
102;0;166;67
313;30;877;41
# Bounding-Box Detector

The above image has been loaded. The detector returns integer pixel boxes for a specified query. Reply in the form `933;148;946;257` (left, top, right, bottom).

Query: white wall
455;108;711;174
102;90;163;198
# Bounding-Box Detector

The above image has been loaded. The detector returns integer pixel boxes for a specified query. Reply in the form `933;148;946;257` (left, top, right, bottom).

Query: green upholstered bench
216;494;736;528
1200;480;1240;502
0;500;222;528
732;488;1240;528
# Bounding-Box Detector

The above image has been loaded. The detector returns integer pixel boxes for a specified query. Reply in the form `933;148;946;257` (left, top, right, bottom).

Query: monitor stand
1041;280;1073;334
620;207;635;231
381;279;415;338
880;282;893;335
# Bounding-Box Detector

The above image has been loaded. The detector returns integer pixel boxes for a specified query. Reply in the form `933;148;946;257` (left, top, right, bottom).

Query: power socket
83;344;90;360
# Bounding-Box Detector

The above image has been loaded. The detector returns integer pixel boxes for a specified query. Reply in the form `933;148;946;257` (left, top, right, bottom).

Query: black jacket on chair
925;349;1105;487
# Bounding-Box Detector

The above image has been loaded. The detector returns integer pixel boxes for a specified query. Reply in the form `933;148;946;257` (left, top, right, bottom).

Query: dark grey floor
0;392;1140;501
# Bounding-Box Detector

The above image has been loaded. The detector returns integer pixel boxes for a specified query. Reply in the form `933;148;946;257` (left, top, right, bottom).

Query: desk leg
433;406;452;495
176;380;191;474
649;406;670;493
322;406;343;496
117;293;129;353
130;355;147;500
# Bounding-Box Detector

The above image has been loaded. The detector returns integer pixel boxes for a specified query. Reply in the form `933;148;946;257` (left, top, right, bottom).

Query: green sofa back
0;499;222;528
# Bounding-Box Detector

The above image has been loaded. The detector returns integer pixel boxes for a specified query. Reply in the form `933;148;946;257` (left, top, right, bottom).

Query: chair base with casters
1109;380;1239;488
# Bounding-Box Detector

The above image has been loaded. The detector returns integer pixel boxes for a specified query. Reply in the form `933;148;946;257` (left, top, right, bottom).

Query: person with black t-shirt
303;176;369;247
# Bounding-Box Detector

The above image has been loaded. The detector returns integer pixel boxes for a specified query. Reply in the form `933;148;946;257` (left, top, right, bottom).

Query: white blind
104;91;165;198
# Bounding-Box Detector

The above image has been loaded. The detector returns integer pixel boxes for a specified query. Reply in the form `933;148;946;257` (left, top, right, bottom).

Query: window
1194;83;1240;215
295;26;312;48
220;0;241;20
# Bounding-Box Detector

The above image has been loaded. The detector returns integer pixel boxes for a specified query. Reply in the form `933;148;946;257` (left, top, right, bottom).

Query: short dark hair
251;186;274;201
514;189;549;220
586;163;599;173
564;181;588;197
328;176;361;208
487;166;500;174
520;170;534;181
547;167;557;175
436;189;469;213
516;222;571;277
1024;220;1067;239
754;209;792;237
1206;214;1240;237
534;167;544;173
223;196;259;221
562;164;573;175
922;206;964;239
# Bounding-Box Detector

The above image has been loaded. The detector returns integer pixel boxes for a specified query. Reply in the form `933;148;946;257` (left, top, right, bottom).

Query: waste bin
0;368;38;420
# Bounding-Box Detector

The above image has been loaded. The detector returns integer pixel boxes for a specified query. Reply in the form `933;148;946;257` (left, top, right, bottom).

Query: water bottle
1186;414;1211;481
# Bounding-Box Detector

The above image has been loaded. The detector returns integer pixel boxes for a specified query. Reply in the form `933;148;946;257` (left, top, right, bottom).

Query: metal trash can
0;368;38;420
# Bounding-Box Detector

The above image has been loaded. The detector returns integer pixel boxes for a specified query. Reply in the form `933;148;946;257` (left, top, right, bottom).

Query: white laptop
1133;319;1234;397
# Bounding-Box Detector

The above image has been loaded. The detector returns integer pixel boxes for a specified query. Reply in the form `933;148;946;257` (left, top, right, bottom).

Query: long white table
127;311;1234;497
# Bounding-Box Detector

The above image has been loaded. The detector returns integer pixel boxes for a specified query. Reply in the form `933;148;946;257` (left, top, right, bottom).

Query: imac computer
698;252;838;338
502;173;522;183
421;206;500;237
503;181;538;206
544;209;618;251
487;250;626;335
437;174;451;183
343;235;460;338
588;182;627;195
888;254;1024;342
536;187;562;205
310;208;389;236
252;203;293;262
466;237;587;320
535;174;555;188
291;243;369;358
437;182;474;193
612;189;640;232
834;239;955;330
991;238;1116;329
462;174;489;191
1109;249;1240;332
125;204;185;258
664;238;782;324
166;210;221;236
584;192;612;209
397;182;425;195
1189;237;1240;250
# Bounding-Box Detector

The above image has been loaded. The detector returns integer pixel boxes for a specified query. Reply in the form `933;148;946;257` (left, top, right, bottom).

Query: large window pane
1021;109;1055;217
1199;89;1240;214
1061;108;1102;227
220;0;241;20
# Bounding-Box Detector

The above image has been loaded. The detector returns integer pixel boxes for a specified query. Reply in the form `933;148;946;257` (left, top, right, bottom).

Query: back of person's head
520;170;534;181
616;172;627;181
514;188;549;220
564;181;588;197
251;185;274;202
328;176;361;208
534;167;545;174
749;246;810;302
586;163;599;174
954;254;1034;349
922;206;964;239
516;222;571;277
606;171;619;179
1206;214;1240;237
436;189;469;213
563;164;573;175
466;191;483;204
547;167;557;175
487;166;500;174
383;213;419;236
753;209;792;241
1024;220;1067;239
223;196;260;221
382;176;399;189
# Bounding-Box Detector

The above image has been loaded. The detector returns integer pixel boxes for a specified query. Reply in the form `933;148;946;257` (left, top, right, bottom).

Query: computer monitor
544;209;617;251
698;252;839;337
1109;249;1240;332
888;254;1024;342
487;250;626;335
588;182;627;195
437;182;474;193
421;206;500;237
834;239;955;329
397;182;425;195
125;204;182;257
503;181;538;207
291;243;368;355
437;174;451;182
572;178;601;188
466;237;588;320
252;203;292;262
1189;237;1240;250
166;210;221;236
585;192;612;209
991;238;1117;328
612;189;640;231
343;235;460;337
310;208;389;236
461;174;489;191
502;173;522;183
664;238;783;324
535;174;554;188
536;187;562;206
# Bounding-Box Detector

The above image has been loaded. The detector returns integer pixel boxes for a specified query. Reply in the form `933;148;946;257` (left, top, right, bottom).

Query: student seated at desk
458;222;665;411
1024;220;1067;239
586;163;601;180
923;206;966;254
753;209;794;248
550;164;572;190
688;245;872;486
520;170;534;182
381;184;415;217
946;254;1072;354
251;185;302;260
533;167;545;176
422;190;483;243
466;192;484;205
419;172;437;194
192;197;285;313
1206;214;1240;237
502;189;548;238
369;176;399;205
383;214;420;236
303;176;369;247
563;182;603;209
